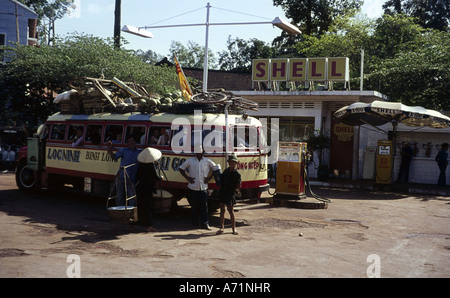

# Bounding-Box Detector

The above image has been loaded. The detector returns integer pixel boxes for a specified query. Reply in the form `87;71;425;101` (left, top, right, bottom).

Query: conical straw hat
138;147;162;163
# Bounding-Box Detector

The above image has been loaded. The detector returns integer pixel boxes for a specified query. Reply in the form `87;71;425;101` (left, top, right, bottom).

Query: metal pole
360;49;364;91
202;2;211;92
225;101;232;161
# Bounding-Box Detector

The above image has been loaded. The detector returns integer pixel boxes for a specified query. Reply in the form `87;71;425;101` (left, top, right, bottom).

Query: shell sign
333;122;354;142
252;57;349;82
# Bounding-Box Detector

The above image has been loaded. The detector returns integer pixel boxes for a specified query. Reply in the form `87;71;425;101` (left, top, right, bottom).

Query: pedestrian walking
179;148;217;230
216;153;241;235
435;142;448;187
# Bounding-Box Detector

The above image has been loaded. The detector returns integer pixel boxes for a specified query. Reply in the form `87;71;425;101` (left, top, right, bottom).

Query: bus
15;109;269;212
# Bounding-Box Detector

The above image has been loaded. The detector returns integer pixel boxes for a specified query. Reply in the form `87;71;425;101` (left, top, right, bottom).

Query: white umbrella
138;147;162;163
334;100;450;162
334;100;450;136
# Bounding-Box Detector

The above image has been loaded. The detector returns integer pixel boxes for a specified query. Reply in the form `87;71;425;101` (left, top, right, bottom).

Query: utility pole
15;2;19;43
114;0;121;49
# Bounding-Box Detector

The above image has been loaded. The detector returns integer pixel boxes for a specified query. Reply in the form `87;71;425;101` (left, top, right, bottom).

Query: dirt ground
0;172;449;278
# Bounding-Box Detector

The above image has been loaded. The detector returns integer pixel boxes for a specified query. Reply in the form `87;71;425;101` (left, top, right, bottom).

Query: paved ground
0;172;449;278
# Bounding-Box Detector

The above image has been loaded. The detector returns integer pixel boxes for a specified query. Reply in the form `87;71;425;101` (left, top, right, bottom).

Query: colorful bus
15;110;269;211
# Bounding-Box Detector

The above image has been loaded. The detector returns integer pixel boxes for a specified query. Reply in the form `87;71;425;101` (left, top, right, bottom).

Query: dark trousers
136;185;153;227
188;189;209;226
397;159;411;182
438;164;447;186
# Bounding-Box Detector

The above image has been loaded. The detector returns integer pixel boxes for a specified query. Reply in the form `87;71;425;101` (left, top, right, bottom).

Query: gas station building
183;57;449;185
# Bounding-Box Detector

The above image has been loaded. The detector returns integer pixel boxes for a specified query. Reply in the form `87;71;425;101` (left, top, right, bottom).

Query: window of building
278;117;314;142
0;34;6;61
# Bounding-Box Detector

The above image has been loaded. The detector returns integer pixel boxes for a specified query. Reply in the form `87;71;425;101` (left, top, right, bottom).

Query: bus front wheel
15;159;37;191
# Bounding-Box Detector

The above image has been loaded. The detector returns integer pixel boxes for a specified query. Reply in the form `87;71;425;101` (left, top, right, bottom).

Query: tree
367;29;450;110
272;0;363;57
135;49;164;65
0;34;179;126
295;13;374;78
370;13;424;63
218;36;273;72
169;40;217;69
383;0;450;31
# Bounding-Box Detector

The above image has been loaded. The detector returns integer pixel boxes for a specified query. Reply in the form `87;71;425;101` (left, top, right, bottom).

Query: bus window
148;126;171;146
67;125;84;142
172;126;223;149
232;125;258;149
125;125;146;145
104;125;123;144
86;124;103;145
50;124;66;140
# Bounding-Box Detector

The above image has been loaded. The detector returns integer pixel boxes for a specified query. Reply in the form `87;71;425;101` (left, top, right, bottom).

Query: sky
57;0;385;57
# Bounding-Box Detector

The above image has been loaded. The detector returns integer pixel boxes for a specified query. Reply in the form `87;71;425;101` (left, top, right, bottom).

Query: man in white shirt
179;149;217;230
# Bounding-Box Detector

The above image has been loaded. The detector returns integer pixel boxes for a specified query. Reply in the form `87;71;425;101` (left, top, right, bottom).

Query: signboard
308;58;327;81
252;57;349;83
252;59;270;81
289;58;307;81
270;59;288;81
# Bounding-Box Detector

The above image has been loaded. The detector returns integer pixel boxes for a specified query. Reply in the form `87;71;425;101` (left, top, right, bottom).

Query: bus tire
15;159;37;191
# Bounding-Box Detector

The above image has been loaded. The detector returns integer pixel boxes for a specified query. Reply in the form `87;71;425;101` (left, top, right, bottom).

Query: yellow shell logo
333;123;354;142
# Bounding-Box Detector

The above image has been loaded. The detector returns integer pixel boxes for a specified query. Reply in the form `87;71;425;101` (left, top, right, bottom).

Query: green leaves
0;34;178;125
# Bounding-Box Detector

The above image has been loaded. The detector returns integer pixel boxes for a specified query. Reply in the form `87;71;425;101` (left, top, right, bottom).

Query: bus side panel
45;144;120;179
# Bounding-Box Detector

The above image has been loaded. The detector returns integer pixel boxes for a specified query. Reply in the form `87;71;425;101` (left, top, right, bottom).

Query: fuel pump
375;140;393;184
271;141;330;206
274;142;307;199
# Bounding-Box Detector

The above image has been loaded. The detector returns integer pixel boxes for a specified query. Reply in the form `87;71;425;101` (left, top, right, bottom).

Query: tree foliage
169;40;216;69
271;0;363;56
0;34;178;126
383;0;449;31
218;36;273;72
367;29;450;110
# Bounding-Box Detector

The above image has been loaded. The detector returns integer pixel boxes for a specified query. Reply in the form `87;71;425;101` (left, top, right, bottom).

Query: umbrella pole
391;121;399;184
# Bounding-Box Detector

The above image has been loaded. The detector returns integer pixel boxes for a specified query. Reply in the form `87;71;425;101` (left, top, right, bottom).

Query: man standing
397;142;413;183
108;136;141;206
435;143;448;187
179;148;217;230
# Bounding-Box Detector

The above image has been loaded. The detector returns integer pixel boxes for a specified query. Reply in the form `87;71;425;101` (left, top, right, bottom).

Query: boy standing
217;154;241;235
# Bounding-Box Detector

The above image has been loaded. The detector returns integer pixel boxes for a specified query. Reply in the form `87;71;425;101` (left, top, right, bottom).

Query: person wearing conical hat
216;153;241;235
135;147;162;232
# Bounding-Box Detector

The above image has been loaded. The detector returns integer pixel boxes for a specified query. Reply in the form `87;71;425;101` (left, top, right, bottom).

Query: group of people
397;142;448;187
108;136;241;234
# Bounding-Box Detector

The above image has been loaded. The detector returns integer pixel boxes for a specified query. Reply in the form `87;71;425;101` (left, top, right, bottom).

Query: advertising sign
252;57;349;83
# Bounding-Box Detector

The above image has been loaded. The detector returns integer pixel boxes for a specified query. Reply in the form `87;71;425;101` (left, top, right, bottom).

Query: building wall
0;0;38;46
